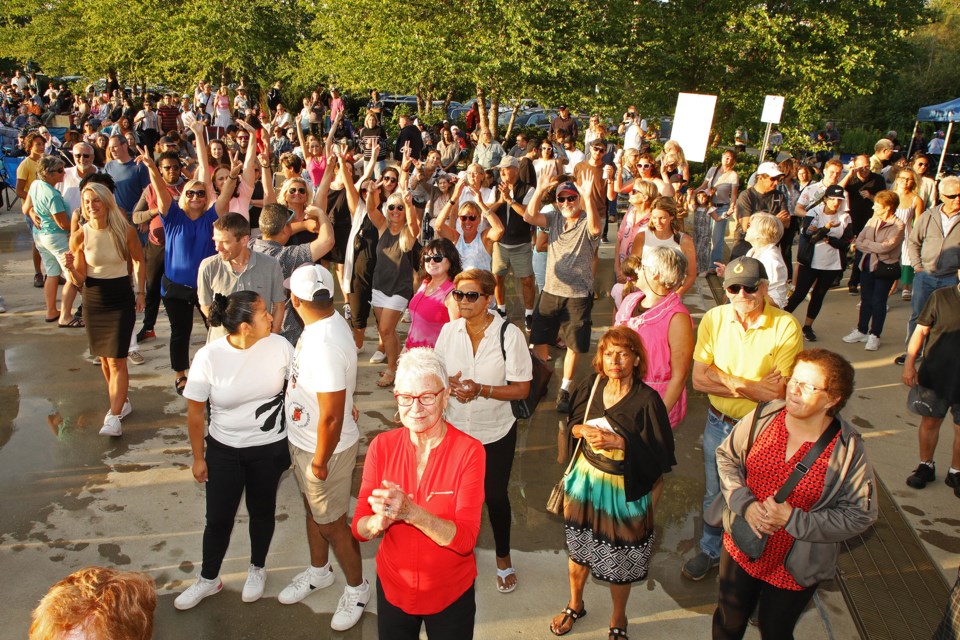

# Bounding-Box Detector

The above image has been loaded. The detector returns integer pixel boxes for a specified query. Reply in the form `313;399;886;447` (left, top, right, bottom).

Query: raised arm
577;171;603;237
189;120;210;188
306;206;335;261
215;153;243;217
237;119;258;186
136;146;170;216
312;152;336;213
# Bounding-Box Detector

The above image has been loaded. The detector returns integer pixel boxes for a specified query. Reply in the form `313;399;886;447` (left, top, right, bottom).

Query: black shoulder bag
499;321;553;420
723;408;841;561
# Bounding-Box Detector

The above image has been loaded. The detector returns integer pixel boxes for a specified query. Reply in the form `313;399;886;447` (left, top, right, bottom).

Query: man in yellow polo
681;256;803;581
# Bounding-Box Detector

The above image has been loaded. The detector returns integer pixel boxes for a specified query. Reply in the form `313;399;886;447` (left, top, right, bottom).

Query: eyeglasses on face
160;164;181;171
288;187;307;195
422;254;445;263
459;215;477;221
387;204;405;211
787;377;825;394
726;284;759;295
452;289;484;302
556;195;578;203
394;389;443;407
383;176;398;183
942;193;959;200
73;153;91;159
638;163;653;169
184;189;206;199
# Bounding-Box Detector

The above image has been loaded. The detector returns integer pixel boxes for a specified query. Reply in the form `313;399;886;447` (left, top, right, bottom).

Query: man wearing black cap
524;174;602;412
681;256;803;581
549;105;578;143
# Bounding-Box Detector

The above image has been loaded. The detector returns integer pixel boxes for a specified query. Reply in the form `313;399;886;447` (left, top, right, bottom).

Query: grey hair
940;175;960;194
748;212;783;246
874;138;894;152
38;155;64;180
395;348;448;392
643;246;687;291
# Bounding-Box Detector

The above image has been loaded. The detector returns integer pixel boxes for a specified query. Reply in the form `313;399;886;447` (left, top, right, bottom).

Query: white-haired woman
370;190;420;387
63;182;145;436
745;213;788;309
352;348;485;640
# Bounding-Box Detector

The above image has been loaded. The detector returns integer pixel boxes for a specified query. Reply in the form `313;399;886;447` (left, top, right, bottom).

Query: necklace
466;313;492;339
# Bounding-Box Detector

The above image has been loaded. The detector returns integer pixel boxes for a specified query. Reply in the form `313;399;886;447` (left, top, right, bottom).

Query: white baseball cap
286;263;334;301
756;161;783;178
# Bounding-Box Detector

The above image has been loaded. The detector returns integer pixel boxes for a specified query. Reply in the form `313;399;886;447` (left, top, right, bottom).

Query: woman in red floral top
712;349;877;639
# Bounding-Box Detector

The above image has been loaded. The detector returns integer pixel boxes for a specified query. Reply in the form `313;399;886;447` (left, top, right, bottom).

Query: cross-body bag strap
561;376;603;478
772;419;841;504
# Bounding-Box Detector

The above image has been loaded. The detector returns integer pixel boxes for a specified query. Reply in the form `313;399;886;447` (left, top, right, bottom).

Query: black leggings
162;294;200;372
200;436;290;579
348;248;375;330
785;265;840;321
142;242;164;332
712;549;817;640
484;422;517;558
376;578;475;640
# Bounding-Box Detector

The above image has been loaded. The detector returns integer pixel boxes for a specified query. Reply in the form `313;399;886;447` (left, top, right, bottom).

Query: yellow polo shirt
693;302;803;419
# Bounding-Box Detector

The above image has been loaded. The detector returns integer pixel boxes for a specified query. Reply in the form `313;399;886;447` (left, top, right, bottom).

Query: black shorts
530;291;593;353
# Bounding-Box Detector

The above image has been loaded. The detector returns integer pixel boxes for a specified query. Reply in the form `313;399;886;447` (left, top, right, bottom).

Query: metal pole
759;122;772;163
935;121;954;179
906;120;919;159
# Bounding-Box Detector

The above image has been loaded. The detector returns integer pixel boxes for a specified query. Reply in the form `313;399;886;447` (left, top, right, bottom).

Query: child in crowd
687;189;717;276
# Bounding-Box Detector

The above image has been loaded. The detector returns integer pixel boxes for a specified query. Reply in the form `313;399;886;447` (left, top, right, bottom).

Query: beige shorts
289;440;359;524
492;242;534;278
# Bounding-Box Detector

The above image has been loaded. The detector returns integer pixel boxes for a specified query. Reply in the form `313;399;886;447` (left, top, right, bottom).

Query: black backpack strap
773;419;841;504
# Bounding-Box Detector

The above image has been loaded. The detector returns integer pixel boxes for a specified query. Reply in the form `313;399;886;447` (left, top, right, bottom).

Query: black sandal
175;376;188;396
549;605;587;636
609;627;629;640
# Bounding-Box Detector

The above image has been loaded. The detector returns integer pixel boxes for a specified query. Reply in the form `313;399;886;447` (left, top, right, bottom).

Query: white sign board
761;95;785;124
671;93;717;163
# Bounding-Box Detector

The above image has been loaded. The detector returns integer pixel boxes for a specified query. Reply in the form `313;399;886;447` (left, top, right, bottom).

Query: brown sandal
376;369;396;388
549;605;586;636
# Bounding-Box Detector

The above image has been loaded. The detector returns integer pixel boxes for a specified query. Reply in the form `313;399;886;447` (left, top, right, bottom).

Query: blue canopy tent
908;97;960;176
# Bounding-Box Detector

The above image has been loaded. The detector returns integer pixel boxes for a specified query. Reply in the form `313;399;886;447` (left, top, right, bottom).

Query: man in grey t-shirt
524;177;602;413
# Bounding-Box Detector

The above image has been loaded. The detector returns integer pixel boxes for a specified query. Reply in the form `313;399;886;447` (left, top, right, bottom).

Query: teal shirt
28;179;68;236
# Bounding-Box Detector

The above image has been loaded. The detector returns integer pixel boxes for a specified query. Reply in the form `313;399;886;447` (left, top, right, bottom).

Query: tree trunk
442;86;454;114
476;85;488;136
488;90;500;138
425;82;434;116
504;97;521;143
416;83;425;117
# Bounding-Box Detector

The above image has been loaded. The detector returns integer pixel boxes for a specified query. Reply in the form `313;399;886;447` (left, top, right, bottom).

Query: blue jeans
908;271;960;345
700;408;736;559
857;263;896;336
710;205;731;267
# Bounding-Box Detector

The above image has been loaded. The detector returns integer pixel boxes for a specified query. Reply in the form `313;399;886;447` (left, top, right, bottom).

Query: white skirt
371;289;409;312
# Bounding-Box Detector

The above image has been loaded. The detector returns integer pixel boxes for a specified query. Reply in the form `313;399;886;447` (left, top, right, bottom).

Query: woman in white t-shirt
785;185;854;341
175;290;295;611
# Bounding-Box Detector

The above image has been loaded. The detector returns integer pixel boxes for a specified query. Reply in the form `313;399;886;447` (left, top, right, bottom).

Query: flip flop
58;317;84;328
496;567;517;593
376;370;396;388
609;627;629;640
44;315;59;323
549;605;586;636
175;376;188;396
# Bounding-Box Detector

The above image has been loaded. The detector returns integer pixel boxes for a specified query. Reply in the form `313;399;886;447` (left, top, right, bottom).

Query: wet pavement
0;207;957;639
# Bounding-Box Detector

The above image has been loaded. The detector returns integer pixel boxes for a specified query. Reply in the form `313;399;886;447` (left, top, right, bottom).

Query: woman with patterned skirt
549;326;676;640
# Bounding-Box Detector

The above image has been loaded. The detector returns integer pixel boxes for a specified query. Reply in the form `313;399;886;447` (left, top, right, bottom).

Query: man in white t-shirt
57;142;99;216
280;264;370;631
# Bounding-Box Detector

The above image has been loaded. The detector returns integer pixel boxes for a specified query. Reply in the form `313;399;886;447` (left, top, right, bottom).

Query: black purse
875;260;901;280
717;405;841;561
499;322;552;420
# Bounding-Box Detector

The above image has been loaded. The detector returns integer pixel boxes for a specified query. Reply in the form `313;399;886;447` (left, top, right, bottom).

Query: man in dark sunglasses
523;176;603;413
681;256;802;583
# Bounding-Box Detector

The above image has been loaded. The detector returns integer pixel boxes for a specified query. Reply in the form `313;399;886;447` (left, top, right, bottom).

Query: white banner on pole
672;93;717;163
761;96;785;124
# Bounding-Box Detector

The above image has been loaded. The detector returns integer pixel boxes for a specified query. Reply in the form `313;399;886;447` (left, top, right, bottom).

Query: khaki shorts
492;242;534;278
289;440;359;524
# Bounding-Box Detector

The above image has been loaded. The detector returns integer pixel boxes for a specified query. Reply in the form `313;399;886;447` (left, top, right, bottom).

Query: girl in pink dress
405;238;462;349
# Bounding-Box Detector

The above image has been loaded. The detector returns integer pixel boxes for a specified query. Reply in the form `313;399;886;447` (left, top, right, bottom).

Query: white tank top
83;224;129;279
642;231;682;255
456;232;491;272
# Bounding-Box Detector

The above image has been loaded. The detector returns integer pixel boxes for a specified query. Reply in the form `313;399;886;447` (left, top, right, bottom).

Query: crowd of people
5;71;959;640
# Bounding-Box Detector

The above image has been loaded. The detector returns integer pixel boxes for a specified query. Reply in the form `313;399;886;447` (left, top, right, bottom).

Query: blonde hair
895;167;919;197
630;180;659;206
277;177;308;207
663;140;687;167
386;192;415;253
177;179;209;211
621;254;643;297
81;183;131;261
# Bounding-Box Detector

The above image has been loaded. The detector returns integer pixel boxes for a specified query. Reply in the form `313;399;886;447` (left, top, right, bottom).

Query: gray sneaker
681;551;719;581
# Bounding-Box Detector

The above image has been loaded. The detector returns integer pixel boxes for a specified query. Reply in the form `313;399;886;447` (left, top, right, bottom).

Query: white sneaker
343;303;352;321
865;335;881;351
902;289;912;301
331;580;370;631
277;566;335;604
128;350;145;365
842;329;868;343
117;399;132;420
369;350;387;364
99;414;122;437
242;565;266;603
174;575;222;610
401;309;411;323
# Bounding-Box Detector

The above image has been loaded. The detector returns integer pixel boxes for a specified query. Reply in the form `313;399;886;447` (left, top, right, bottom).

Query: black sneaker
906;462;935;489
848;285;859;296
946;470;960;489
497;308;507;318
524;314;533;333
895;353;907;366
802;326;817;342
556;389;571;414
681;552;720;581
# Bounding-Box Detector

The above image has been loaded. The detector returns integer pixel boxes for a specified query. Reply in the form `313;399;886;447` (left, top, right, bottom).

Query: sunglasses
942;193;959;200
541;147;552;151
422;254;445;263
288;187;307;195
387;204;405;211
591;147;605;152
459;215;477;221
726;284;759;295
556;195;578;203
160;165;181;171
638;163;653;169
452;290;484;302
184;189;206;199
73;153;91;159
383;176;398;183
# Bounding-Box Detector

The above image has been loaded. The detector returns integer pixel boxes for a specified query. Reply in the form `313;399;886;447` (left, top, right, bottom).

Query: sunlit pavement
0;209;956;639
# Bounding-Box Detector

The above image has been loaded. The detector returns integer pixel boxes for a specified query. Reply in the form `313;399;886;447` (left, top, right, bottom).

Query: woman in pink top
405;238;461;349
614;246;694;428
615;180;658;283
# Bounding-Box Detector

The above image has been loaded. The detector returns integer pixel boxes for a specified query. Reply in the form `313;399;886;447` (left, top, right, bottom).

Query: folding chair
1;155;24;211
